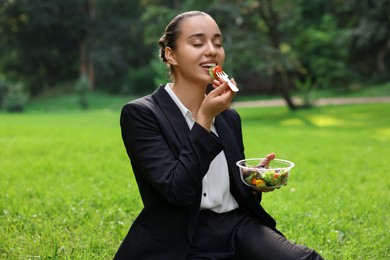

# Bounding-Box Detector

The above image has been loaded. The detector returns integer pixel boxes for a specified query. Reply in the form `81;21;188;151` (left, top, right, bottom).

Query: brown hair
158;11;209;78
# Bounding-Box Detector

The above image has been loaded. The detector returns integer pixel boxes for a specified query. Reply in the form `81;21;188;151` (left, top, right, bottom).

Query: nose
205;42;217;56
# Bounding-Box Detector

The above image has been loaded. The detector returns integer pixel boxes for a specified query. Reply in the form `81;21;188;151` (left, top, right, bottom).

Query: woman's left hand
253;153;279;193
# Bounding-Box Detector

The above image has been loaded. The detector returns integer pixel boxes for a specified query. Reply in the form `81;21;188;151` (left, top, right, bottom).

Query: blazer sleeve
120;100;225;207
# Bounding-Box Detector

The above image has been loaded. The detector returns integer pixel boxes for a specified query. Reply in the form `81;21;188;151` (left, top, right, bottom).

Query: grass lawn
1;102;389;259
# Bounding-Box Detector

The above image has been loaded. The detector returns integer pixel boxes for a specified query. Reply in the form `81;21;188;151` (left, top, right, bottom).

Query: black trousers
188;209;324;260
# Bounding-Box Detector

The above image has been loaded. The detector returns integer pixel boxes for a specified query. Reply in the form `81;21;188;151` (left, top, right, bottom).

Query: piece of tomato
210;65;223;80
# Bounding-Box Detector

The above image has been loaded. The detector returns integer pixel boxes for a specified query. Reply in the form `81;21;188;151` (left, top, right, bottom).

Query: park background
1;0;389;259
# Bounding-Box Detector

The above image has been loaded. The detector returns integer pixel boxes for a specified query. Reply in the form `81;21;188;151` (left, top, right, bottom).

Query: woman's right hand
196;79;237;131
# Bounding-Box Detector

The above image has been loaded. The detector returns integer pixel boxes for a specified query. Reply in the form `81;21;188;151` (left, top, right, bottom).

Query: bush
294;77;317;107
74;75;90;109
124;64;156;95
2;81;29;112
0;78;7;107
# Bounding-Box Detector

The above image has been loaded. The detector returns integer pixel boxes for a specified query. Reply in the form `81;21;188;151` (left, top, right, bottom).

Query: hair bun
158;35;166;50
158;35;167;62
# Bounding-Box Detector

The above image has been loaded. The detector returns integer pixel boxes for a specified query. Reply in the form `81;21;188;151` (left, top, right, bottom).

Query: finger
210;81;229;97
258;153;276;168
212;79;222;88
212;81;228;93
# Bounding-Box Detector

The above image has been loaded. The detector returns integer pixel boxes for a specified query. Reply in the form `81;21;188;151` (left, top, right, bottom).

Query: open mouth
200;63;217;70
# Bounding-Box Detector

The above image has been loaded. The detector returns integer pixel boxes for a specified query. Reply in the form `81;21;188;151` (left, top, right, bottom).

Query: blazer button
203;193;207;197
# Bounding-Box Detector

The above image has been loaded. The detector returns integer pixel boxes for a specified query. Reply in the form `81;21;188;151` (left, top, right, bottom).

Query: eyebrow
189;33;222;39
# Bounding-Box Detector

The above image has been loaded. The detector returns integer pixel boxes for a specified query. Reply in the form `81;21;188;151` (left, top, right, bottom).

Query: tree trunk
274;70;297;110
260;0;297;110
80;38;87;78
377;38;390;74
80;0;95;90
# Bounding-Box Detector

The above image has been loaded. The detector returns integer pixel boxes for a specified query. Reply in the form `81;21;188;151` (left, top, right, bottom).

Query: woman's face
168;15;225;85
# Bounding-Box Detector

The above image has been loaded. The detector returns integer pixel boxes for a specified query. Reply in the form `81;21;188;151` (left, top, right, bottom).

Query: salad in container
236;158;295;189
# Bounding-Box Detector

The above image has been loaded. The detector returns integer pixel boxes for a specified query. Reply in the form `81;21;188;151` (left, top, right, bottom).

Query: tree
1;0;388;105
91;0;155;94
0;0;83;95
293;0;351;93
341;0;390;81
256;0;299;109
226;0;301;109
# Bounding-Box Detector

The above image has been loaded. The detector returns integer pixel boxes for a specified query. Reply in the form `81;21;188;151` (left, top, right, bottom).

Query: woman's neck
171;81;207;118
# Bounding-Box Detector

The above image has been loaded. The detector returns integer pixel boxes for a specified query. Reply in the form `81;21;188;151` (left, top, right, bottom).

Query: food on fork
209;65;239;92
209;65;223;80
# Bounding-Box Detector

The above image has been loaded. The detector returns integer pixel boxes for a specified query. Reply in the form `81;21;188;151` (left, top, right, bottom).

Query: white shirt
165;84;239;213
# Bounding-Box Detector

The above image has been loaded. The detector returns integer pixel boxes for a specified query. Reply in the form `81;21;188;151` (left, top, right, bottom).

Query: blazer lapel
152;85;190;146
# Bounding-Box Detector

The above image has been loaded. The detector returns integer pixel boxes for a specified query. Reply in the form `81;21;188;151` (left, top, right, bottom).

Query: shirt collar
164;83;215;123
164;83;193;120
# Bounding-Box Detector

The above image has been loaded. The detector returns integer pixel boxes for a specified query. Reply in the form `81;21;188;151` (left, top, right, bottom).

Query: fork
216;71;239;92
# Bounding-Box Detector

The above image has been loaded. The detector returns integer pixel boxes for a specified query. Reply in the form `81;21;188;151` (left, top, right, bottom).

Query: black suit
114;85;281;259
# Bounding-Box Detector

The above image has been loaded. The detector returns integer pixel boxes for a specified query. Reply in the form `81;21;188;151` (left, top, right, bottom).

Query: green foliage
294;78;316;107
294;13;352;89
0;0;389;99
150;57;170;87
0;103;389;259
341;0;390;81
123;64;156;95
0;77;7;107
1;80;29;112
92;1;155;92
0;0;82;94
74;75;90;110
141;4;176;46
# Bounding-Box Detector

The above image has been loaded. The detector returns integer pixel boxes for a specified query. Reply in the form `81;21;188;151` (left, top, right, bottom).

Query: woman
114;11;324;260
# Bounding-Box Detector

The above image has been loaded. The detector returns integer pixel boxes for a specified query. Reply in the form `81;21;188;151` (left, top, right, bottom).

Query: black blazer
114;86;278;260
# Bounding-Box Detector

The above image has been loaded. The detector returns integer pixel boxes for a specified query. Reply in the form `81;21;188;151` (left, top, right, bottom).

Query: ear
165;47;178;65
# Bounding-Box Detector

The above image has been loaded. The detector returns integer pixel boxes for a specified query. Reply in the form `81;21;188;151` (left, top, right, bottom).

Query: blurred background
0;0;389;112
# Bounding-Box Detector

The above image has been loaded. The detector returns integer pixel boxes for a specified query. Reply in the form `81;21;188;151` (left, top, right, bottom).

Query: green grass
237;104;390;259
6;80;389;113
1;103;389;259
25;91;134;113
0;111;141;258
